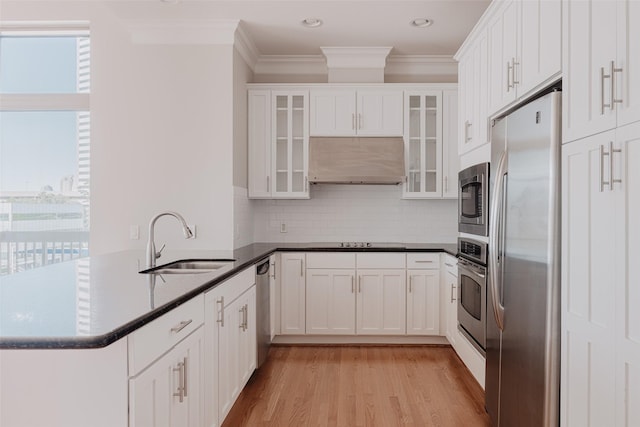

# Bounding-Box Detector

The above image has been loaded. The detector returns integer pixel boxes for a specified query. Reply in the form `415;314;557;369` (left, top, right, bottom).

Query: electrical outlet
129;225;139;240
188;224;197;238
280;222;287;233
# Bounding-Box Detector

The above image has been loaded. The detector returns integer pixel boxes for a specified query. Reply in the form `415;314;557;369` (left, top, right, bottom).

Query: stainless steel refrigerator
486;89;561;427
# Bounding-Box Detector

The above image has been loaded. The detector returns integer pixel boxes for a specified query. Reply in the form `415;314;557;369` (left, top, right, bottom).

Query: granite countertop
0;242;457;350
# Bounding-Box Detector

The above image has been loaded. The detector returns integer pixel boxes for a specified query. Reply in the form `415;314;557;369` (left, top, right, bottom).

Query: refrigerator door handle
489;151;507;331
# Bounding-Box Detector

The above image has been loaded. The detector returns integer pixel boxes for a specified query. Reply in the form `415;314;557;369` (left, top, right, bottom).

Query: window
0;26;90;275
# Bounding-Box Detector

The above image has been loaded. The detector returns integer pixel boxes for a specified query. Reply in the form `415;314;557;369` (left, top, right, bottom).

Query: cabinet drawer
356;253;405;269
128;294;204;376
306;252;356;269
208;267;255;307
407;253;440;269
443;254;458;276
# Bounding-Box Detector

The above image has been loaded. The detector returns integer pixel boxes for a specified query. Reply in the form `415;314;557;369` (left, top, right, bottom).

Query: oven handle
489;151;507;331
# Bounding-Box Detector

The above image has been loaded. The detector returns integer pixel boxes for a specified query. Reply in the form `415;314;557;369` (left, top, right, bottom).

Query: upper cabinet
487;0;561;115
403;89;458;199
248;89;310;199
457;28;489;156
309;89;404;136
563;0;640;143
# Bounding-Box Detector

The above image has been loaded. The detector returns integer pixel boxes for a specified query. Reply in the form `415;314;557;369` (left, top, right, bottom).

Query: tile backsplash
251;185;457;243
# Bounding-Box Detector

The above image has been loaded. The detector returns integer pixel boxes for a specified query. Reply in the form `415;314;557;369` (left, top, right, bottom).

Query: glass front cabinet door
403;92;443;198
272;91;310;199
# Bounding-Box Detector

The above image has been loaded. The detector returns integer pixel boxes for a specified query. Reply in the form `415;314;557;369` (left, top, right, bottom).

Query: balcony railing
0;231;89;276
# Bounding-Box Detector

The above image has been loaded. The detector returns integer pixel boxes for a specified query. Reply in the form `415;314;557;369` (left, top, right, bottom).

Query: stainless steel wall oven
458;162;489;236
457;237;487;355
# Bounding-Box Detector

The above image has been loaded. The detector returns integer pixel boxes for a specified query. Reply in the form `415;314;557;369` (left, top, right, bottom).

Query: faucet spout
146;211;193;268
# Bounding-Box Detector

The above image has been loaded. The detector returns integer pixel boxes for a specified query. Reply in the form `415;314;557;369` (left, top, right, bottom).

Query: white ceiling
107;0;491;57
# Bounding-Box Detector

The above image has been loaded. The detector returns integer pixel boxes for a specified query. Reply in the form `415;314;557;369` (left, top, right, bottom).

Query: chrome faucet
146;211;193;268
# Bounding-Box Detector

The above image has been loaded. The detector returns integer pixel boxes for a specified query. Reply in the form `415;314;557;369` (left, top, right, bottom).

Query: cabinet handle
266;176;270;193
358;275;362;293
182;357;188;397
450;284;457;303
415;260;433;264
409;276;412;293
464;121;472;142
270;262;276;280
611;61;624;110
305;176;308;192
507;60;513;91
239;305;246;330
352;113;356;130
173;361;185;403
300;259;304;277
358;113;362;130
217;297;225;327
170;319;192;333
601;65;612;114
445;263;454;267
351;275;355;293
244;304;249;330
512;58;519;85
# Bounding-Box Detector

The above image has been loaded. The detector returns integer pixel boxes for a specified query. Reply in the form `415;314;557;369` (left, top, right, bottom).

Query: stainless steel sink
140;259;235;275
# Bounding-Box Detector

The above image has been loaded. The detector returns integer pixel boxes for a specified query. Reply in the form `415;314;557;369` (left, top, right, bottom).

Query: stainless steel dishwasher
255;258;271;368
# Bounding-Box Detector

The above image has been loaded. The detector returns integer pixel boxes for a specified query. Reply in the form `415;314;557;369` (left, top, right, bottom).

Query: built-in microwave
458;162;489;236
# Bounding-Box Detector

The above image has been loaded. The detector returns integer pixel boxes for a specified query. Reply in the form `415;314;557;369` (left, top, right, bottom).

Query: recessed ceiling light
301;18;323;28
410;18;433;28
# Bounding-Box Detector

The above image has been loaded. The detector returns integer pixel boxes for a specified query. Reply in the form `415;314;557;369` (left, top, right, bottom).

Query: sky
0;36;84;192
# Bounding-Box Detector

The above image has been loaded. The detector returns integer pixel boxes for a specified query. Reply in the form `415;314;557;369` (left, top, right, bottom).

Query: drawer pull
170;319;193;333
217;297;225;327
415;260;434;263
445;263;454;267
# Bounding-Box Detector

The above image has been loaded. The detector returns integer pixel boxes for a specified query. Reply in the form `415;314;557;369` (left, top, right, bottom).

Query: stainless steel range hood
308;137;405;184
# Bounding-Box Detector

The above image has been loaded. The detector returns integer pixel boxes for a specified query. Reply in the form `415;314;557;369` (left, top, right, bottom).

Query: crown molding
385;55;457;76
320;46;392;69
234;22;260;69
254;54;327;75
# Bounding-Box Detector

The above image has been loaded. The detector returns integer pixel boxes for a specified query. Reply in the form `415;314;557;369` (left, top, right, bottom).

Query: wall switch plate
188;224;196;238
129;225;139;240
280;222;287;233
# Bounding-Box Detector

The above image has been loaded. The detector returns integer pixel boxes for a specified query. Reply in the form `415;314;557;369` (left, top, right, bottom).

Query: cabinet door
356;269;406;335
237;286;257;387
306;269;356;334
280;253;306;334
403;91;443;199
616;0;640;128
310;90;356;136
272;91;309;198
406;270;440;335
561;131;618;427
356;90;404;136
444;271;458;346
217;297;241;422
562;0;618;143
615;121;640;426
129;327;204;427
442;89;459;199
517;0;561;96
459;30;489;155
248;90;272;198
269;254;277;340
487;0;518;115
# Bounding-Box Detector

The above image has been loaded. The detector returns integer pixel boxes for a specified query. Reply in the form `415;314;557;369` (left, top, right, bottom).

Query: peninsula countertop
0;242;457;349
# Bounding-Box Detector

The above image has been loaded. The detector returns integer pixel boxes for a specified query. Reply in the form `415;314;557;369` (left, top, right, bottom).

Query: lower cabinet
443;255;458;346
204;267;257;427
406;269;440;335
280;253;306;334
306;268;356;334
357;269;407;335
129;326;205;427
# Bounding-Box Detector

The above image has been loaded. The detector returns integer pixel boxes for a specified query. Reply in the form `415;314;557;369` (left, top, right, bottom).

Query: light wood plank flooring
222;345;491;427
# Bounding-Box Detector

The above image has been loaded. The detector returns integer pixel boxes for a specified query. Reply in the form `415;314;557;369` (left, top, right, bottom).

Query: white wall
2;1;237;254
254;185;457;243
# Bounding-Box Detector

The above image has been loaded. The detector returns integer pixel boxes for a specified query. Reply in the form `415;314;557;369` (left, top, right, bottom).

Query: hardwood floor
222;345;491;427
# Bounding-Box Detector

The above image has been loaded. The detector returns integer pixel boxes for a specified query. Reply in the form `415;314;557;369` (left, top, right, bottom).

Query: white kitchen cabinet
563;0;640;143
248;90;309;199
403;91;443;198
403;89;458;199
129;327;204;427
306;268;356;334
443;255;458;347
269;254;277;340
310;89;403;136
442;89;459;199
487;0;561;115
457;27;489;155
204;267;256;427
407;269;440;336
280;253;306;334
356;269;406;335
561;120;640;427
